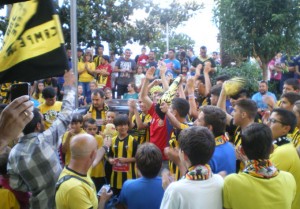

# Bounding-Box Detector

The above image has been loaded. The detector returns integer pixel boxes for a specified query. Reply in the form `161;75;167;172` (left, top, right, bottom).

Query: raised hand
146;66;155;80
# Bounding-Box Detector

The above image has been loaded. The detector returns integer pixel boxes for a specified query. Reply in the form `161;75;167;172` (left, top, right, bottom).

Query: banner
0;0;68;83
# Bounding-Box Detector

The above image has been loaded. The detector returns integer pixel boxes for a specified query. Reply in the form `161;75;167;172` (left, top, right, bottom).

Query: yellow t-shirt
270;143;300;209
288;127;300;148
78;62;95;82
33;92;45;104
90;135;105;178
223;172;296;209
62;129;86;165
0;188;20;209
55;167;98;209
38;101;62;129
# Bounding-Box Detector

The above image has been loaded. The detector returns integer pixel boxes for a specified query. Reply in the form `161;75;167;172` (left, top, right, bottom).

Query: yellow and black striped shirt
89;104;109;132
169;123;189;181
131;113;151;144
109;135;138;189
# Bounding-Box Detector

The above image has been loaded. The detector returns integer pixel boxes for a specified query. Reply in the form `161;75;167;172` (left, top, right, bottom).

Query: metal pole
166;22;169;52
70;0;78;108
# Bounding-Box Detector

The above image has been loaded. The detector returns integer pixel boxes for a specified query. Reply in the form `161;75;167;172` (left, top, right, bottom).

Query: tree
58;0;203;52
148;32;196;59
214;0;300;79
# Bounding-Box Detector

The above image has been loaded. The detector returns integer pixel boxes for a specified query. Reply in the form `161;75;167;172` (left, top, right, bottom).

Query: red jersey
137;54;149;66
96;63;112;89
148;103;168;160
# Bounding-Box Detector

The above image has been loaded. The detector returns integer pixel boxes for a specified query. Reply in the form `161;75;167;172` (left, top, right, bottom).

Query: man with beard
251;80;277;112
7;71;75;209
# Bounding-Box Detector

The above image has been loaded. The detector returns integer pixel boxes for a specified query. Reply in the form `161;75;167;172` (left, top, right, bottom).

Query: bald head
70;134;97;159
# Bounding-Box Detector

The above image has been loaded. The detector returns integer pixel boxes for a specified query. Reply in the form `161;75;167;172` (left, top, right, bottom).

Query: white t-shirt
160;174;224;209
134;74;145;88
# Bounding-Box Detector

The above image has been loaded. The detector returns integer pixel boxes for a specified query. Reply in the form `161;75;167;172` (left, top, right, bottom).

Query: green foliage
216;62;263;95
148;32;196;59
214;0;300;71
59;0;203;51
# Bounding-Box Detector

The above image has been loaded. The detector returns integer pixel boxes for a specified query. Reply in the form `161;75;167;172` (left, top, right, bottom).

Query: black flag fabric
0;0;68;83
0;0;28;5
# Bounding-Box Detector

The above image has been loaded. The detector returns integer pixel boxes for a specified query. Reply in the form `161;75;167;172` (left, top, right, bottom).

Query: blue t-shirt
251;91;277;109
209;142;236;175
119;177;164;209
164;59;181;78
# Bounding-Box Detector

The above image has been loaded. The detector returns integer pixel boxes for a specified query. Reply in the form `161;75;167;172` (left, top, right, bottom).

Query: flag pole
70;0;78;108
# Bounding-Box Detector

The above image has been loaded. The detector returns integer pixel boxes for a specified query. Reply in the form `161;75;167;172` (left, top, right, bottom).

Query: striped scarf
183;164;212;180
243;159;278;179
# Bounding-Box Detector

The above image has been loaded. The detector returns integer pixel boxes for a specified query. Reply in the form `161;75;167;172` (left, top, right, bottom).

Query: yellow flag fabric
0;0;68;83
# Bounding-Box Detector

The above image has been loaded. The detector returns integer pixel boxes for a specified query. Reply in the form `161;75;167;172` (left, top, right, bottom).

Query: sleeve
192;58;198;68
132;139;138;157
115;59;121;69
118;182;128;206
223;178;232;209
160;185;180;209
108;65;112;75
175;60;181;70
7;156;29;192
66;187;95;209
42;86;76;147
132;60;137;70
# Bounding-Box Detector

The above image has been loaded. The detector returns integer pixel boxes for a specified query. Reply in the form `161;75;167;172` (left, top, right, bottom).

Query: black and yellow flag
0;0;68;83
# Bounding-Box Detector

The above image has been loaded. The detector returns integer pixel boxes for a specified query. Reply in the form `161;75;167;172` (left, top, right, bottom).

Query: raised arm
159;61;169;92
43;71;76;147
217;83;232;125
140;67;155;109
186;78;198;119
203;62;212;97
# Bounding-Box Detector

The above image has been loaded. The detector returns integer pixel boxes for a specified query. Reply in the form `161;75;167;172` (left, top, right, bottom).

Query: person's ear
283;125;291;135
36;122;41;131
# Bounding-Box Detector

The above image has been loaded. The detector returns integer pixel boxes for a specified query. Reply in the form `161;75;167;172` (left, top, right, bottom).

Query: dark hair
97;44;104;50
180;51;186;57
200;46;207;51
42;86;56;99
92;88;105;98
135;143;162;178
284;78;300;90
169;49;176;53
84;118;97;128
215;75;230;83
178;126;215;165
197;75;205;84
171;98;190;118
113;114;130;126
272;108;296;133
210;84;222;96
200;106;226;137
280;92;300;105
212;51;218;55
71;113;83;123
102;55;110;62
259;80;268;85
241;123;273;160
77;48;83;52
23;108;42;135
235;99;257;120
230;89;249;100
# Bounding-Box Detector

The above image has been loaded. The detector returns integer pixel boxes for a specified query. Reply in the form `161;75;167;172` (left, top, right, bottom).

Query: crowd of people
0;45;300;209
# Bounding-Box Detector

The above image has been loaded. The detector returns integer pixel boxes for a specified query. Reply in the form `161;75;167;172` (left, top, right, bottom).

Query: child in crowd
84;118;106;192
108;115;138;196
61;114;86;165
32;80;45;104
85;81;97;105
78;85;86;107
134;66;146;91
95;55;112;90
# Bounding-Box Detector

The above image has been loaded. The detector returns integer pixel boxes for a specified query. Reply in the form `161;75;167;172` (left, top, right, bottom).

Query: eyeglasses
267;118;286;125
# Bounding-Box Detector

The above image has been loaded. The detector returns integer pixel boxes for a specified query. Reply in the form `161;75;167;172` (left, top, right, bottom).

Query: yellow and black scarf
243;159;278;179
183;164;212;180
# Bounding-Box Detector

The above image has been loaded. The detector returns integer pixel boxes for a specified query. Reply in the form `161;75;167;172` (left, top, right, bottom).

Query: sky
124;0;219;56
